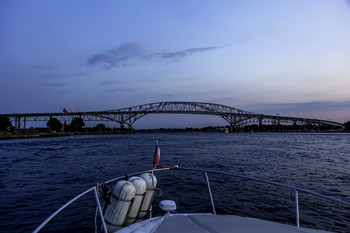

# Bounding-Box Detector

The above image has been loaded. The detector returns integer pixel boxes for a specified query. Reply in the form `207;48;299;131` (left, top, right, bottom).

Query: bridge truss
0;101;343;130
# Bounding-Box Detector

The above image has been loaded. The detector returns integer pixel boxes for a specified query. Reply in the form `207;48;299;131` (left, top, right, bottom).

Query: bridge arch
1;101;344;130
108;101;253;128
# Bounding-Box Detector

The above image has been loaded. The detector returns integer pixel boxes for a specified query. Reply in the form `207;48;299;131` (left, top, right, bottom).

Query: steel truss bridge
0;101;343;130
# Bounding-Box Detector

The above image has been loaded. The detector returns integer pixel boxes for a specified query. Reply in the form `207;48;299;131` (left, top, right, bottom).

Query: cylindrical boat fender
138;173;157;218
104;181;135;232
125;177;147;225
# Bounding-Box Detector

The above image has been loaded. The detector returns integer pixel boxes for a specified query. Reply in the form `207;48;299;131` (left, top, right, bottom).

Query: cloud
41;73;69;79
146;79;156;83
232;34;255;43
88;43;229;69
31;64;54;70
106;88;134;92
44;82;68;87
88;43;143;68
247;101;350;114
163;94;175;97
39;70;88;79
157;45;226;61
101;80;115;85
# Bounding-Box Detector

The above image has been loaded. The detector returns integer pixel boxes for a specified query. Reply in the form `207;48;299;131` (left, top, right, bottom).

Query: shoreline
0;131;134;140
0;133;73;140
1;130;346;140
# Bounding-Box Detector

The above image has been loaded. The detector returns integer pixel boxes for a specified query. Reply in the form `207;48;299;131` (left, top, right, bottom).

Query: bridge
0;101;343;130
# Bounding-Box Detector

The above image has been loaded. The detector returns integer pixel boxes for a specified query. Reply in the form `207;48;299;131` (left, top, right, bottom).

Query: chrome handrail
204;171;216;215
179;167;350;228
94;188;108;232
179;167;350;205
32;167;174;233
33;187;95;233
33;166;350;232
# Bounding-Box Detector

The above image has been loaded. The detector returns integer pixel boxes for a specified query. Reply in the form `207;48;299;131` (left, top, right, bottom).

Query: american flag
153;141;160;167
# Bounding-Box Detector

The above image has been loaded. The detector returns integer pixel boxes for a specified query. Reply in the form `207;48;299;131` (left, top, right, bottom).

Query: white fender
138;173;157;218
125;177;147;225
104;181;135;232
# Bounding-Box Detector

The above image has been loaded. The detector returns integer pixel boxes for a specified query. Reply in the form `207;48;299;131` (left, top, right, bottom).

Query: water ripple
1;133;349;232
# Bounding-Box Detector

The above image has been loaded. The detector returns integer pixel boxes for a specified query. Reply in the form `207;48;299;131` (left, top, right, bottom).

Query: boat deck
116;214;333;233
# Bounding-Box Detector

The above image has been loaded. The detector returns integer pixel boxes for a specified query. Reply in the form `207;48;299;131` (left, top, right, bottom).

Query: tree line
47;117;119;133
0;116;118;133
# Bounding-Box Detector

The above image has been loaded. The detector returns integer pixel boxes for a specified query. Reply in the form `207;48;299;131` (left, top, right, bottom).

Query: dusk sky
1;0;350;128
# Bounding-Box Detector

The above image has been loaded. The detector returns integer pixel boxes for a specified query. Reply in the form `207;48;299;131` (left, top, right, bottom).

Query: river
1;133;349;232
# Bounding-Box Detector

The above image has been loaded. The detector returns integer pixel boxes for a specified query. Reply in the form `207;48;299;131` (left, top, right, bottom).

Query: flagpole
150;140;158;218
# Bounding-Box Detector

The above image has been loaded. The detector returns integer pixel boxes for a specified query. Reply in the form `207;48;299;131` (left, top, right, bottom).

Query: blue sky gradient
1;0;350;128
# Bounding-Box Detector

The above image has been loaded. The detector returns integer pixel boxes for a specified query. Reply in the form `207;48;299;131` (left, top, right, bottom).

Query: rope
95;182;109;232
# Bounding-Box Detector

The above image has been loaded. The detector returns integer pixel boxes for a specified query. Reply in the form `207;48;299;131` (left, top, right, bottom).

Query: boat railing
33;166;350;233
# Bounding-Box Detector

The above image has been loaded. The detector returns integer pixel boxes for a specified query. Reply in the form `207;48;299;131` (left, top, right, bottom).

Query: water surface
1;133;349;232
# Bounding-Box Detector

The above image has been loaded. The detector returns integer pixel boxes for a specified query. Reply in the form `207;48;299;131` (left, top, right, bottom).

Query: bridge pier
15;116;21;129
292;121;298;132
258;117;263;132
229;123;235;132
276;120;281;132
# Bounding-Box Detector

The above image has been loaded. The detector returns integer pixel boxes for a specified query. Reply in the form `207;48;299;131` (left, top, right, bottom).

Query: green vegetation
43;117;125;133
0;116;12;131
46;117;62;132
345;121;350;132
85;124;120;133
66;117;85;132
94;123;107;132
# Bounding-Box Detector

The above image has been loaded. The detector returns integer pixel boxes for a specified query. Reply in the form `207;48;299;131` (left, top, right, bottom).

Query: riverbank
0;133;73;140
0;131;135;140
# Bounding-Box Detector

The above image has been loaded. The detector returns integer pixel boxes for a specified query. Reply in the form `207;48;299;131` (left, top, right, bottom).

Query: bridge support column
307;122;314;131
231;123;239;132
15;116;21;129
293;121;298;132
272;119;278;132
62;121;66;132
230;114;238;132
258;117;263;132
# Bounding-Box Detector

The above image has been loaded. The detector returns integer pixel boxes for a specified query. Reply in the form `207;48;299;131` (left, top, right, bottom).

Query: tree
70;117;85;132
0;116;12;131
94;123;106;132
344;121;350;132
46;117;62;132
